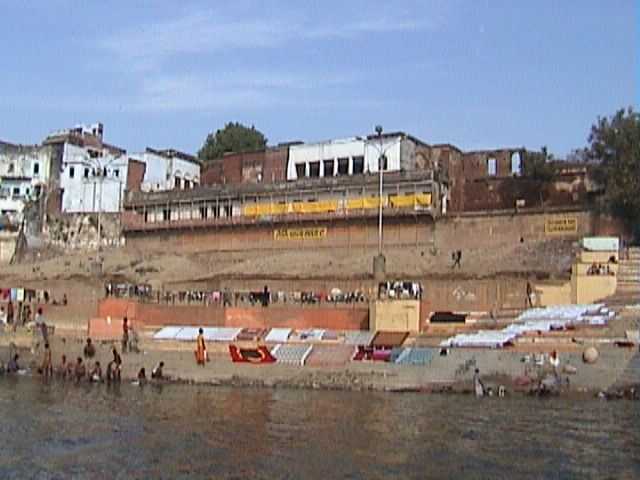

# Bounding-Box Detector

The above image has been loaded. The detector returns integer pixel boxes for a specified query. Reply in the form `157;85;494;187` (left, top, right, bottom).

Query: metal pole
376;125;384;255
97;171;103;250
378;156;383;254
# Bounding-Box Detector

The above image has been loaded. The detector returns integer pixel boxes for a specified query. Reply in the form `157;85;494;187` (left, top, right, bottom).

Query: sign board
273;227;327;240
582;236;619;251
545;217;577;235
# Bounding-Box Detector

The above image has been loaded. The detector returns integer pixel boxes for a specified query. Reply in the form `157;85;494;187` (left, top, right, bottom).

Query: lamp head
375;125;383;136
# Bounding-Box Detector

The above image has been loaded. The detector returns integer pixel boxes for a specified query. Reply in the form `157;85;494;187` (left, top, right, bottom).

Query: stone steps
612;351;640;389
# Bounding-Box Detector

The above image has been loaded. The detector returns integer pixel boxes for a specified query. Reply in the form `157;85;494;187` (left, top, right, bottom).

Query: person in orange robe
195;328;206;365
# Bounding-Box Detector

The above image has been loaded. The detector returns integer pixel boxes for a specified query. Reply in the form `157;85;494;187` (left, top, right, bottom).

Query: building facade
0;142;56;226
129;148;201;193
200;145;289;186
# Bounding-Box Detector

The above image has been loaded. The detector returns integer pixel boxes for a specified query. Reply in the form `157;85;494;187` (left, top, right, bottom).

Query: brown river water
0;377;638;479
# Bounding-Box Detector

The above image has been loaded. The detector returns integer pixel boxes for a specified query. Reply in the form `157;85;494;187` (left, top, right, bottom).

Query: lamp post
375;125;384;255
367;125;390;281
82;154;120;251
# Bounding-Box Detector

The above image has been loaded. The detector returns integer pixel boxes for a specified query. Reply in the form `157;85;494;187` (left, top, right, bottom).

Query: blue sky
1;0;637;157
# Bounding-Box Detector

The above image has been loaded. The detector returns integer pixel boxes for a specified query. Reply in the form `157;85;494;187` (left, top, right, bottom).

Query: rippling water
0;377;638;479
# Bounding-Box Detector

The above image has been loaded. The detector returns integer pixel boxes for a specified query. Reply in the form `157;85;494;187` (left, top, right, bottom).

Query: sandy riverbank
2;329;636;398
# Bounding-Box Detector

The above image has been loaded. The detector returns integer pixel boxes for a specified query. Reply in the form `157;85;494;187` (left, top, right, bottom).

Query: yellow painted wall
535;282;571;306
580;250;618;263
369;299;421;332
574;274;617;304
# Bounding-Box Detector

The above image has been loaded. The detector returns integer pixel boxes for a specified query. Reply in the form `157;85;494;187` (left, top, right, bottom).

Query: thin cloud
4;70;367;113
101;6;440;71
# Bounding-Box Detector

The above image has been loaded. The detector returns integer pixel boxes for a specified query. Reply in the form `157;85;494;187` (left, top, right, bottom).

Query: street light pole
375;125;384;254
84;154;118;251
97;170;103;250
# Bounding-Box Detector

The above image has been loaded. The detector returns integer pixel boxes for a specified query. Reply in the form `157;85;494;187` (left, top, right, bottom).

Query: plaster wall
370;299;421;332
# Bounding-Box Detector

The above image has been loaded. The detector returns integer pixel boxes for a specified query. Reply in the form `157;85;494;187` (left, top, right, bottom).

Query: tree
197;122;267;162
523;146;555;181
587;107;640;241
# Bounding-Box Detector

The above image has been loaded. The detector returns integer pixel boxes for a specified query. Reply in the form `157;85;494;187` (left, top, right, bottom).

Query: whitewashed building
0;142;55;225
286;134;406;181
59;143;128;213
131;148;200;192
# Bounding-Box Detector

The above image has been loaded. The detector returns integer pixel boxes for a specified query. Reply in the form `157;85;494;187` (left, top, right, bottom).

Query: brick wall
225;306;368;330
201;161;222;185
127;159;146;192
126;209;602;256
97;298;225;328
93;298;368;332
200;146;288;186
263;146;288;183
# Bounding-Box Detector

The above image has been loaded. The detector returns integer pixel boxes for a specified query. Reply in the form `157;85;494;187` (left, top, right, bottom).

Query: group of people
587;263;614;276
2;333;166;387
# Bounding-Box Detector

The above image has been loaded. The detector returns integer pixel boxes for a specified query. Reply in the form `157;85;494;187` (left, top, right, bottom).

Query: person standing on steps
451;250;462;269
195;328;206;365
473;368;485;397
41;342;53;378
122;317;129;353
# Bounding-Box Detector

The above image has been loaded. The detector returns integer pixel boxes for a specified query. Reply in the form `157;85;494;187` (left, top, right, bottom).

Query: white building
0;142;55;224
287;134;404;181
59;143;128;213
132;148;200;192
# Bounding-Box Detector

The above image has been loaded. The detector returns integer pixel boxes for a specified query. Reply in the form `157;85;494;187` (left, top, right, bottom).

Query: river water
0;377;638;479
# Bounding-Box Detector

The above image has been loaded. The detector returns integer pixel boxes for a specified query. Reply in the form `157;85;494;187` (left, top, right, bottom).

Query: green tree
197;122;267;162
523;146;555;181
587;107;640;240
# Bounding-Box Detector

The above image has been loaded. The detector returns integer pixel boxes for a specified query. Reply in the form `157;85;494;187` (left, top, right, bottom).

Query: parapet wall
90;298;368;338
225;306;368;330
97;298;225;328
124;208;605;255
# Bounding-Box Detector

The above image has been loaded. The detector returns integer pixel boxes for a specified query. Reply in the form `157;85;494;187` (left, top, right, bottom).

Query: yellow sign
545;217;578;235
274;227;327;240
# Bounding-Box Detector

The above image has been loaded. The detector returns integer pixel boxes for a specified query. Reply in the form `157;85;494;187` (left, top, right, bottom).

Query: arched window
510;152;522;175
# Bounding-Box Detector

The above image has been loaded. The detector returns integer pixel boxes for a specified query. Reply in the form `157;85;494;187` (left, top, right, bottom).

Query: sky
0;0;637;158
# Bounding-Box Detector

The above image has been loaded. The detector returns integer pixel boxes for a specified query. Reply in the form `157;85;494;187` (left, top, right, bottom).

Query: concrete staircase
611;350;640;390
608;247;640;390
608;247;640;308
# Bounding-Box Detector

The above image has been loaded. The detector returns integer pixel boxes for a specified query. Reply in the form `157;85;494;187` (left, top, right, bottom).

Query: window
174;177;181;189
184;179;191;189
309;161;320;177
337;157;349;175
8;163;14;174
12;187;20;196
295;163;305;179
84;168;90;178
379;155;388;171
487;157;497;176
352;156;364;174
323;159;334;177
33;162;40;175
69;167;75;178
510;152;522;175
113;169;120;178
